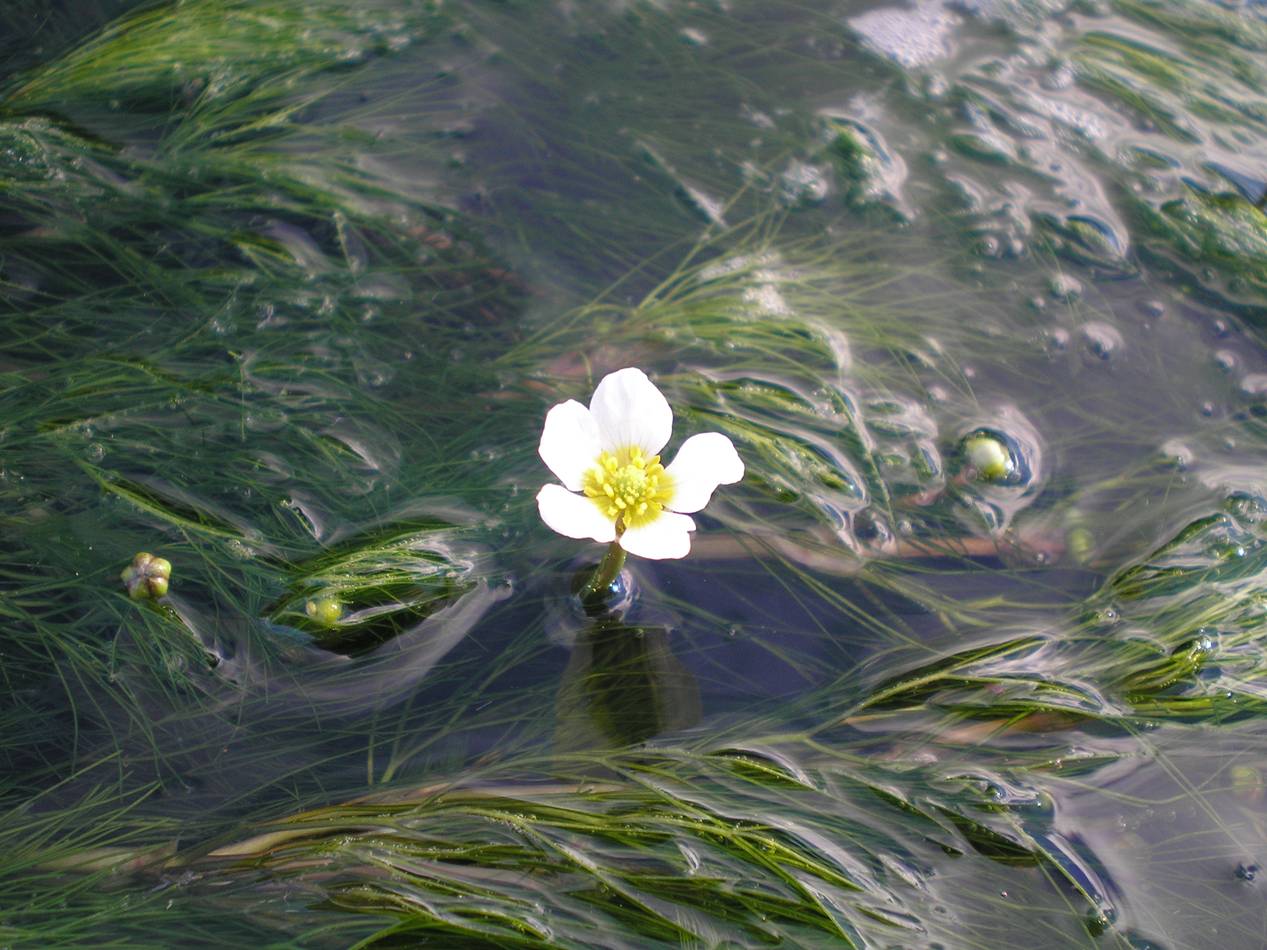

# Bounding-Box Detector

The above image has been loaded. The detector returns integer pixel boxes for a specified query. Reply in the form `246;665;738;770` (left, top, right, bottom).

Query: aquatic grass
838;498;1267;731
4;0;437;117
493;218;1030;575
151;512;1267;948
1060;2;1267;320
14;548;1267;949
11;443;1251;947
0;0;536;831
1125;185;1267;317
1074;6;1267;142
179;736;1121;947
1111;0;1267;58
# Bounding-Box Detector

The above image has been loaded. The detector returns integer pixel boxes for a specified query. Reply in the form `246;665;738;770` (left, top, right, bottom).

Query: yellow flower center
582;446;674;531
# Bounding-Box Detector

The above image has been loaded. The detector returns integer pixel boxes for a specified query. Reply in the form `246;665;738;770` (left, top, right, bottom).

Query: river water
2;1;1266;947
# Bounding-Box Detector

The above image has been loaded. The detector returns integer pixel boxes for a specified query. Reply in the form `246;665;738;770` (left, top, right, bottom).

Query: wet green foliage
1130;186;1267;313
193;743;1106;948
270;523;485;654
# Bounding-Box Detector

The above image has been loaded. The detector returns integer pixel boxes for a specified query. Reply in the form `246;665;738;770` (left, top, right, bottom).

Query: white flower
536;368;744;560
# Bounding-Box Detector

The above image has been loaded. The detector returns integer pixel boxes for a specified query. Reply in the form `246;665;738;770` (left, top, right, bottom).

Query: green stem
582;539;627;603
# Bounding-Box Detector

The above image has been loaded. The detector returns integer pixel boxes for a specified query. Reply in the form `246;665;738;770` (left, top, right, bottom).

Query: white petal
664;432;744;513
619;511;696;560
539;400;601;492
590;368;673;456
537;484;617;543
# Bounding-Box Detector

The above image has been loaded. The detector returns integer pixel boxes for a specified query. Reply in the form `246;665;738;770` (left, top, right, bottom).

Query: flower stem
582;540;626;604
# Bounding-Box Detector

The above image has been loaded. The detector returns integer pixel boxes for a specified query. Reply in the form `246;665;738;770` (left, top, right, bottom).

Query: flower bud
305;595;343;628
962;433;1014;483
122;552;172;600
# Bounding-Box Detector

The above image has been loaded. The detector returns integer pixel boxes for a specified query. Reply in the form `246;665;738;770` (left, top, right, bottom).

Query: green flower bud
963;434;1014;483
305;595;343;628
1067;526;1094;564
1231;765;1262;794
122;552;172;600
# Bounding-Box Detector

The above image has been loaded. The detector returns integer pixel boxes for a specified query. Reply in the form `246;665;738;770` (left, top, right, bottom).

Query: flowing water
2;1;1267;947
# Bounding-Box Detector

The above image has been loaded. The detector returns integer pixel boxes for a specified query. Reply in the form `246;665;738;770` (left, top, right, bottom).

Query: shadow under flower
554;620;701;753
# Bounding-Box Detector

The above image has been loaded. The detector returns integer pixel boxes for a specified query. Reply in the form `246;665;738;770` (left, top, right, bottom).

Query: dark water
2;1;1267;947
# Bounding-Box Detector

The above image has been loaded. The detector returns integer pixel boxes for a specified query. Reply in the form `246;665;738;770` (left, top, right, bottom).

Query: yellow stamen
582;447;674;531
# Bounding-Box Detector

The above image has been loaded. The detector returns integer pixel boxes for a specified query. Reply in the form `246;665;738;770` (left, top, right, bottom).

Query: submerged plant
536;367;743;598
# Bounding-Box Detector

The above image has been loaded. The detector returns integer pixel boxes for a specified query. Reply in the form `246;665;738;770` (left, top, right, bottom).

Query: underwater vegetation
2;0;1267;948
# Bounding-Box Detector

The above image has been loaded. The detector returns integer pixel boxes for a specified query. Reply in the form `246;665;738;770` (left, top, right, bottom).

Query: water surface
2;1;1266;946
